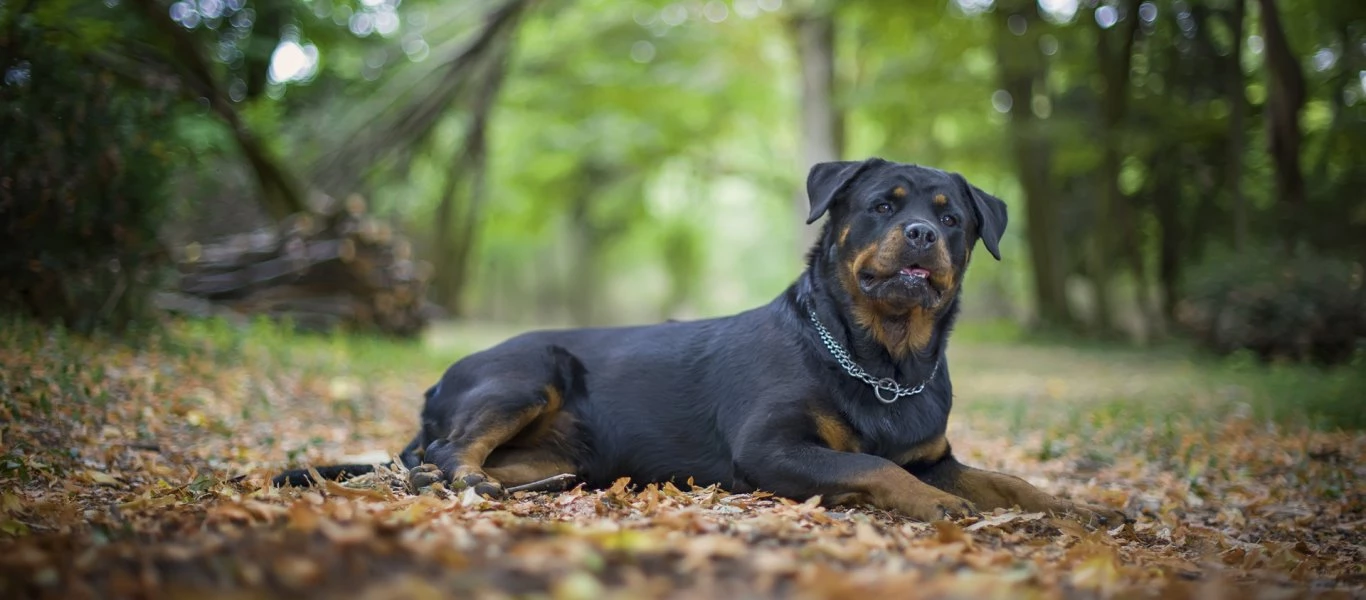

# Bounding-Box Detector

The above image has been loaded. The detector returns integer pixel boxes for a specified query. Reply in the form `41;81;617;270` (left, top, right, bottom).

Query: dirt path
0;321;1361;599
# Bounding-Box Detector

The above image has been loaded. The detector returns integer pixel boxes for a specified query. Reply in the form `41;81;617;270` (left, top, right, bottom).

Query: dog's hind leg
484;446;579;491
411;345;586;497
421;381;574;497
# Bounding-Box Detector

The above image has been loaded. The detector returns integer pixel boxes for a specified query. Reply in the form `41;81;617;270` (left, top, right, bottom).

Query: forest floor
0;316;1362;599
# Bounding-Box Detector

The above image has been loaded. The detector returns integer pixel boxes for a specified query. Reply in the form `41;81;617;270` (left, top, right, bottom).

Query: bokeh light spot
1312;48;1337;72
1039;34;1059;56
1138;2;1158;23
661;4;687;26
1095;5;1118;29
269;41;319;84
1008;14;1027;35
1039;0;1078;23
991;90;1013;113
703;1;728;23
631;41;657;63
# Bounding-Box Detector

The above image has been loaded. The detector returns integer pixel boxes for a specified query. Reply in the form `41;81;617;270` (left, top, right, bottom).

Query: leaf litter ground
0;321;1362;599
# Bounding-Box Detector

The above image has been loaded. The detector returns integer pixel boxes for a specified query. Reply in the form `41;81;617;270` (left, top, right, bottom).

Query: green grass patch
157;316;463;382
952;337;1366;440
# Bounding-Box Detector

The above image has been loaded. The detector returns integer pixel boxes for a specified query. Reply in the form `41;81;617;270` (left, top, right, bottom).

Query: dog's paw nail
930;499;976;520
473;481;504;498
407;465;446;492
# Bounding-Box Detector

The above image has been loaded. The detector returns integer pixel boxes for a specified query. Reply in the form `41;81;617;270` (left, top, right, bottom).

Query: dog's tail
271;463;385;487
271;436;422;487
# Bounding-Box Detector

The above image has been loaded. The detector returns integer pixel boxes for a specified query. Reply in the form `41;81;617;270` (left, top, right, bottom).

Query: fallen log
172;198;430;337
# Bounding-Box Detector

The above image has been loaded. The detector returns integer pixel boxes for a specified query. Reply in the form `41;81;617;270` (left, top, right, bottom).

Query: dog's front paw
899;492;977;522
450;466;504;498
1054;501;1131;529
407;464;445;493
1081;503;1132;528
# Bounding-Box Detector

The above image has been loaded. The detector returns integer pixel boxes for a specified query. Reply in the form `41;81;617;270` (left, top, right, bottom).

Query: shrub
0;6;178;333
1178;249;1366;365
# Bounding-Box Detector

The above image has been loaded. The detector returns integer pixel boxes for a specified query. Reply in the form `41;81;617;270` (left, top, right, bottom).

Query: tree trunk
1311;23;1350;186
562;166;620;327
1120;193;1160;339
1226;0;1249;252
1256;0;1307;244
430;17;517;315
431;158;463;311
793;10;844;255
1090;1;1141;337
441;116;491;317
1152;149;1182;323
995;0;1075;331
564;191;601;327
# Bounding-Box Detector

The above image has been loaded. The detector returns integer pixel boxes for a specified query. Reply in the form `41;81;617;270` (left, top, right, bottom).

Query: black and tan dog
276;158;1125;525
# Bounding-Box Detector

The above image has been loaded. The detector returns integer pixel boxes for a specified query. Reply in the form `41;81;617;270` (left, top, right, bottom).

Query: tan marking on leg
811;411;860;453
484;447;577;487
544;384;563;412
839;463;976;522
944;466;1126;527
893;435;949;467
453;405;543;470
515;385;565;443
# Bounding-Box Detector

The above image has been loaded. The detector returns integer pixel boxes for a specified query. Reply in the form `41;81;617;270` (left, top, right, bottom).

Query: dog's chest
843;390;950;462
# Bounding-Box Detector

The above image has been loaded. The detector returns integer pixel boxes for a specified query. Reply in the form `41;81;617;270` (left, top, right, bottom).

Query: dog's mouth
859;264;938;290
899;266;932;280
853;261;951;310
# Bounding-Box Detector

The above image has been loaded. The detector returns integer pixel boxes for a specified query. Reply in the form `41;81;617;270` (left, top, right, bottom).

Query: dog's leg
483;446;578;491
915;454;1128;527
739;445;977;522
420;384;566;497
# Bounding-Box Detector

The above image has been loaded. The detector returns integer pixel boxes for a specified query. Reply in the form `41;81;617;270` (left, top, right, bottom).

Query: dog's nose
903;221;937;250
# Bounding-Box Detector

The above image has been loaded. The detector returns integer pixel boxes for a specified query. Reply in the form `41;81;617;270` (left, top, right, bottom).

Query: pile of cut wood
167;195;434;337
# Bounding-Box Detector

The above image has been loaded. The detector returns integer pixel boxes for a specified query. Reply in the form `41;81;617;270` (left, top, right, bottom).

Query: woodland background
3;0;1364;356
2;1;1366;597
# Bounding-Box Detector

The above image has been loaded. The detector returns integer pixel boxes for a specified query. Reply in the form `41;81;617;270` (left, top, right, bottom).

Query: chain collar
805;304;941;404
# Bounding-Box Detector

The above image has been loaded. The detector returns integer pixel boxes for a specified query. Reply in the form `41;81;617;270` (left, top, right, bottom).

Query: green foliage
0;4;179;333
4;0;1363;353
1219;348;1366;429
163;315;456;380
1179;248;1366;365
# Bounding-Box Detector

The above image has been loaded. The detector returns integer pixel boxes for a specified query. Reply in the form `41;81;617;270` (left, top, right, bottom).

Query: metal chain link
806;305;940;404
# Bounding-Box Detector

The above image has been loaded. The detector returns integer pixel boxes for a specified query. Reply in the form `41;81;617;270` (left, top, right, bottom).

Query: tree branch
124;0;307;220
310;0;530;195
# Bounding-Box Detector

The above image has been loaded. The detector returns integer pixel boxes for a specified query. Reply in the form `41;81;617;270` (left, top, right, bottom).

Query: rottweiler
275;158;1126;526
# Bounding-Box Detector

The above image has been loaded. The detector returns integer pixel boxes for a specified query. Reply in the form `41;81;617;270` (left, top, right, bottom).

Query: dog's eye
873;202;894;214
940;214;959;227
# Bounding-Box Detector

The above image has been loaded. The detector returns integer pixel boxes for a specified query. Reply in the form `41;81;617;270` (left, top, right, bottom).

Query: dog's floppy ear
805;159;880;224
953;173;1008;261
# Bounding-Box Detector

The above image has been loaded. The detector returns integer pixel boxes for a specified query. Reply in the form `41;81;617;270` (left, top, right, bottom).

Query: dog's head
806;158;1008;357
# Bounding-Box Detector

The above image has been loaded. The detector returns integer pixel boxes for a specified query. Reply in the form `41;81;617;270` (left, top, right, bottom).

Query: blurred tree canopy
2;0;1363;356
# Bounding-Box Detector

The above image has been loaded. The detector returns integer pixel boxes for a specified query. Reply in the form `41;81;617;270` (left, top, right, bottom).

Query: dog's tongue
901;267;931;279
